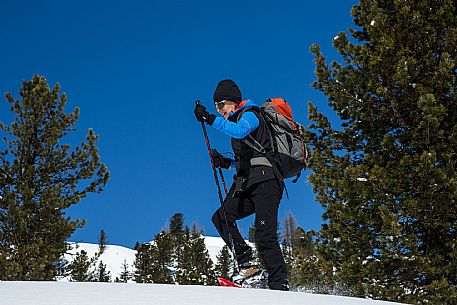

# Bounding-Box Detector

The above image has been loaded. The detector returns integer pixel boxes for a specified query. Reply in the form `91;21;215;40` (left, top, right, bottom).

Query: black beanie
213;79;242;103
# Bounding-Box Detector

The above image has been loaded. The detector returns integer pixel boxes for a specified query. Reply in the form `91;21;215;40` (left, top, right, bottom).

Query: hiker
193;79;289;291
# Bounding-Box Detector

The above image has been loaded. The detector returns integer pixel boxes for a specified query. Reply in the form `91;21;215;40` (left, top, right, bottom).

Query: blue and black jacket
211;100;276;189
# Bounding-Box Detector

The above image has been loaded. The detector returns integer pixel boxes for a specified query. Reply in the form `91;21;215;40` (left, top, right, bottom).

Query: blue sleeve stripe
211;111;259;139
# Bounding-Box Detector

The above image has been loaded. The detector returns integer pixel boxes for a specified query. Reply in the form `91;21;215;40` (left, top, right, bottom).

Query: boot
231;260;262;285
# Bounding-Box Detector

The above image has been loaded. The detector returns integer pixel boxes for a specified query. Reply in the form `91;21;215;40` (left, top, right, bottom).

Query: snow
203;236;230;262
203;236;254;263
0;281;407;305
61;242;136;281
62;236;250;280
1;237;409;304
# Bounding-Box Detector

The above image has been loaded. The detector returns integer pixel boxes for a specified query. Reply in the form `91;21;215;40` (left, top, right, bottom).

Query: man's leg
211;183;255;264
252;179;289;291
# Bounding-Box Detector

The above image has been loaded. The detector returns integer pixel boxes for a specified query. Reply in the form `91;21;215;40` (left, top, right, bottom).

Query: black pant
211;178;289;290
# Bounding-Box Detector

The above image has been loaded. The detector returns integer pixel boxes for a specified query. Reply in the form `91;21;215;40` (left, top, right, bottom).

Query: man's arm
211;111;259;139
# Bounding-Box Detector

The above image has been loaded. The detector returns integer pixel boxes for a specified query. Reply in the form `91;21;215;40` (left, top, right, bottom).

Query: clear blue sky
1;0;356;248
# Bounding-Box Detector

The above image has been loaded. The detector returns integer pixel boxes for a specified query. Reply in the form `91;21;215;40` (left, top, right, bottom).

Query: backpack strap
237;107;275;156
237;106;286;188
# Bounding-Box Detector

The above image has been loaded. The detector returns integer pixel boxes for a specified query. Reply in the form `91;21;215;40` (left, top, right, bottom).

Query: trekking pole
196;100;238;274
218;168;228;195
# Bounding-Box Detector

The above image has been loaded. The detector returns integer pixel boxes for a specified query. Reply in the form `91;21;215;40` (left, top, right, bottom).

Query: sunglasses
215;100;229;110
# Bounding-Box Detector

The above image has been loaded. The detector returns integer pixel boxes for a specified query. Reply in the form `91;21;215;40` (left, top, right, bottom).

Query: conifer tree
94;260;111;282
68;250;94;282
188;231;216;285
248;222;256;243
306;1;456;303
151;231;173;284
169;213;184;235
169;213;185;263
176;227;216;285
133;243;154;283
215;245;233;279
118;259;131;283
175;227;193;284
0;75;109;280
98;229;107;255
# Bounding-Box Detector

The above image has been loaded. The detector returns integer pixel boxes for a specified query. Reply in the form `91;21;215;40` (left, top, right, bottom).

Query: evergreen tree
169;213;185;264
98;229;107;255
176;227;216;285
133;243;154;283
248;222;256;243
151;231;174;284
68;250;94;282
94;260;111;282
133;233;173;284
118;259;131;283
306;1;456;303
0;75;109;280
175;227;192;284
169;213;184;235
215;245;233;279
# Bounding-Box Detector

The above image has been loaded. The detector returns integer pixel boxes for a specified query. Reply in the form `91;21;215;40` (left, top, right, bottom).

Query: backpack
241;98;308;182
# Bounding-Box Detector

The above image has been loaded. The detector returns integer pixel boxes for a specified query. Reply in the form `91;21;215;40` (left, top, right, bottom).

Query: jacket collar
229;99;257;117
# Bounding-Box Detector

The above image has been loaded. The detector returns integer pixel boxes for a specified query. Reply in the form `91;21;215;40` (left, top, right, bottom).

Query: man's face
215;100;236;119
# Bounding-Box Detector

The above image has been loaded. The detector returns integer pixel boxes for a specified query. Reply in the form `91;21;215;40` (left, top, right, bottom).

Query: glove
194;103;216;125
211;149;232;169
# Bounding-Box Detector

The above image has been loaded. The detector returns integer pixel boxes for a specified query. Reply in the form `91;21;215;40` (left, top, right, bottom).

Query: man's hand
194;103;216;125
211;149;232;169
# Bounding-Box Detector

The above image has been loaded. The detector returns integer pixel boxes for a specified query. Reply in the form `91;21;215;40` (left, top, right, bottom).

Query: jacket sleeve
211;111;259;139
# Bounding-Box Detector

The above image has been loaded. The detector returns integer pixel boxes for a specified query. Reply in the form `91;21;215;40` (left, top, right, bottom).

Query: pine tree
118;259;131;283
306;1;456;303
175;227;192;284
176;227;216;285
133;233;174;284
133;243;154;283
215;245;233;279
169;213;184;235
169;213;185;264
68;250;94;282
248;222;256;243
188;231;216;285
98;229;107;255
94;260;111;282
151;231;173;284
0;75;109;280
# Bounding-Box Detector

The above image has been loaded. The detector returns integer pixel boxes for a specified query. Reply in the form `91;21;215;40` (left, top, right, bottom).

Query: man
194;79;289;291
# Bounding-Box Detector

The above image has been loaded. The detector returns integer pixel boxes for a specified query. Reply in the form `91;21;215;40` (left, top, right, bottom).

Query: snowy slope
62;236;239;280
203;236;254;263
61;242;137;281
1;281;407;305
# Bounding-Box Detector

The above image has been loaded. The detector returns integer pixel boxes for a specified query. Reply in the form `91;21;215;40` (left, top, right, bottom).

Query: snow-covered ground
2;237;409;305
1;281;407;305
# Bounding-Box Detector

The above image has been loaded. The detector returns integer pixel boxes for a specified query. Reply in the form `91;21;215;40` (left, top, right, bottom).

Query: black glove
211;149;232;169
194;103;216;125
